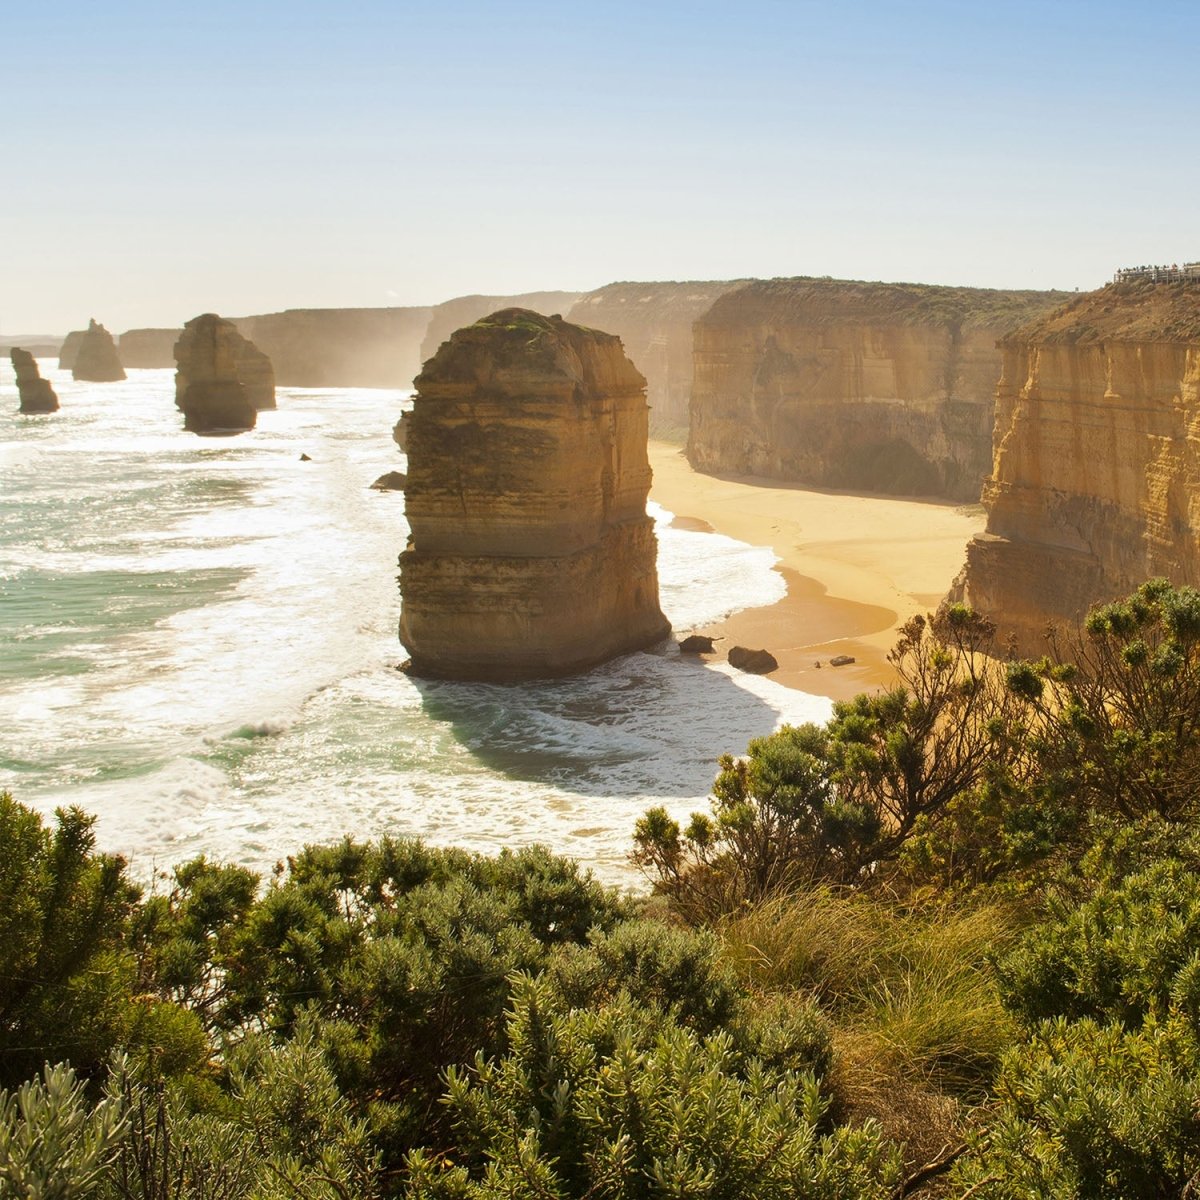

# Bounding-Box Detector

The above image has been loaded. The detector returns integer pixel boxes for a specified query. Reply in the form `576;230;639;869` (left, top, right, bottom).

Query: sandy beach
648;441;987;701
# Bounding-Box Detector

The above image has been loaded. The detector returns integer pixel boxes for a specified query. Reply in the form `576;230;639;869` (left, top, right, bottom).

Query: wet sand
648;441;987;701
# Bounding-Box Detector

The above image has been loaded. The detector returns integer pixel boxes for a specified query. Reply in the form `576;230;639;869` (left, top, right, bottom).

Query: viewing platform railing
1113;263;1200;283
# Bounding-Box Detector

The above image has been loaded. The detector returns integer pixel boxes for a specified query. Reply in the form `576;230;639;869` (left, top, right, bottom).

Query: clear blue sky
4;0;1196;333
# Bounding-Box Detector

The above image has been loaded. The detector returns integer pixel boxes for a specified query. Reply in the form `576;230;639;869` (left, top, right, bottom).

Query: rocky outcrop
418;292;581;366
688;278;1064;500
118;328;180;368
567;281;742;434
58;330;85;371
949;279;1200;649
399;308;670;680
71;320;125;382
10;348;59;413
174;313;274;434
233;307;433;388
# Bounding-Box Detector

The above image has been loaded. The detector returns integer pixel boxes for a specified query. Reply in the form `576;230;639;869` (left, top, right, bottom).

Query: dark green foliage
997;850;1200;1031
634;608;1017;914
955;1017;1200;1199
405;976;898;1200
0;793;202;1088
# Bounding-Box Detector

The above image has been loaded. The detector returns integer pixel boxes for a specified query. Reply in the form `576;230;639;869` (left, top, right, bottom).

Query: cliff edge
399;308;670;679
950;279;1200;648
687;277;1063;500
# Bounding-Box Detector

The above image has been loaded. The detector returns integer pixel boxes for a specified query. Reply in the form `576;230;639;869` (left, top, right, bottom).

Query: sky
4;0;1198;334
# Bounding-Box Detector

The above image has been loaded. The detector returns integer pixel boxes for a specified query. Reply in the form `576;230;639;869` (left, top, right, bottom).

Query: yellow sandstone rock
399;308;670;680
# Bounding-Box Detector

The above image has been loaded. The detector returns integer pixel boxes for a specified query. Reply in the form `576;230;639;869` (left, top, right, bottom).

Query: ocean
0;361;831;886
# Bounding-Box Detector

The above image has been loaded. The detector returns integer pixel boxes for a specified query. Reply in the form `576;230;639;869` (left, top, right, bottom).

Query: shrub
405;977;899;1199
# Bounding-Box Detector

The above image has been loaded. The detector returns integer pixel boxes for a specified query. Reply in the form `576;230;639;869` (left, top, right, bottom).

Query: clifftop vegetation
700;277;1065;333
7;580;1200;1197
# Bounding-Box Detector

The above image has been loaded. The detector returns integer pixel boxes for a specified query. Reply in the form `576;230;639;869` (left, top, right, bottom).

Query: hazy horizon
5;0;1196;335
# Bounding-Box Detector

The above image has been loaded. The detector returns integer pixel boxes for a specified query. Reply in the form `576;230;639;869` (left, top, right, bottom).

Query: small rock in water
829;654;856;667
728;645;778;674
371;470;407;491
679;634;717;654
300;453;312;461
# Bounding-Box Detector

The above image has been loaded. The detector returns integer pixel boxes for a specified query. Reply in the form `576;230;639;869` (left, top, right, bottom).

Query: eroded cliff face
174;313;274;434
118;328;180;368
399;308;670;680
11;348;59;413
567;281;741;436
233;307;433;388
950;280;1200;648
71;319;125;382
688;278;1064;500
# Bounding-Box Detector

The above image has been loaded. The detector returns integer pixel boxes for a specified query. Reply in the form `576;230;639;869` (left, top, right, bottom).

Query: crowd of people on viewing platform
1113;261;1200;283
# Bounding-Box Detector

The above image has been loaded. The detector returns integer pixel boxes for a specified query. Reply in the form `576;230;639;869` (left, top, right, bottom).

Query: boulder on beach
10;348;59;413
728;645;778;674
828;654;856;667
679;634;717;654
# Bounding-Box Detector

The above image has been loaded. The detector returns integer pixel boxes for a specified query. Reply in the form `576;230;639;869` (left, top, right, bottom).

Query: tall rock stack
173;313;274;434
949;279;1200;649
71;319;126;382
10;348;59;413
58;330;85;371
399;308;670;680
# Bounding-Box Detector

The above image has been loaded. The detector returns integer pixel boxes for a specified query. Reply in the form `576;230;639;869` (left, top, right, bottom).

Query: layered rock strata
10;348;59;413
418;292;581;366
688;278;1064;500
949;279;1200;648
399;308;670;680
567;281;741;434
118;328;181;368
173;313;274;434
233;307;433;388
71;319;125;382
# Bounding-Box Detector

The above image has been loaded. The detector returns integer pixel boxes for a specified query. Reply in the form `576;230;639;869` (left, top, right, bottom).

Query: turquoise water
0;360;831;883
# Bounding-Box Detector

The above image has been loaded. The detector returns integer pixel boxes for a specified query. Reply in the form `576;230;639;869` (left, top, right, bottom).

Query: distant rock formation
71;320;126;382
173;313;274;434
948;279;1200;649
58;330;85;371
567;281;742;435
10;348;59;413
233;307;433;388
118;328;180;368
687;278;1064;501
418;292;582;366
399;308;670;680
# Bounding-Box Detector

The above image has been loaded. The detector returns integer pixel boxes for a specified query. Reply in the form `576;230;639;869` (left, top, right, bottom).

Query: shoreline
648;441;987;702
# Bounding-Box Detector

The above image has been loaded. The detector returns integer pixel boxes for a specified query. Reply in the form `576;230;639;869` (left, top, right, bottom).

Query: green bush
405;976;899;1199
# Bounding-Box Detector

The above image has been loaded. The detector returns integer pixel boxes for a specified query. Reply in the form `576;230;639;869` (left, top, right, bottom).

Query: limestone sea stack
173;313;274;434
948;278;1200;649
71;319;126;382
58;330;85;371
399;308;670;680
10;348;59;413
687;278;1063;500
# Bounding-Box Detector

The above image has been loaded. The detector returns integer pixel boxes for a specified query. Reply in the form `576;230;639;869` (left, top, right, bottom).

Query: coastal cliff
118;328;180;368
399;308;670;680
233;307;433;388
567;281;741;435
687;278;1063;500
950;279;1200;647
418;292;581;366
